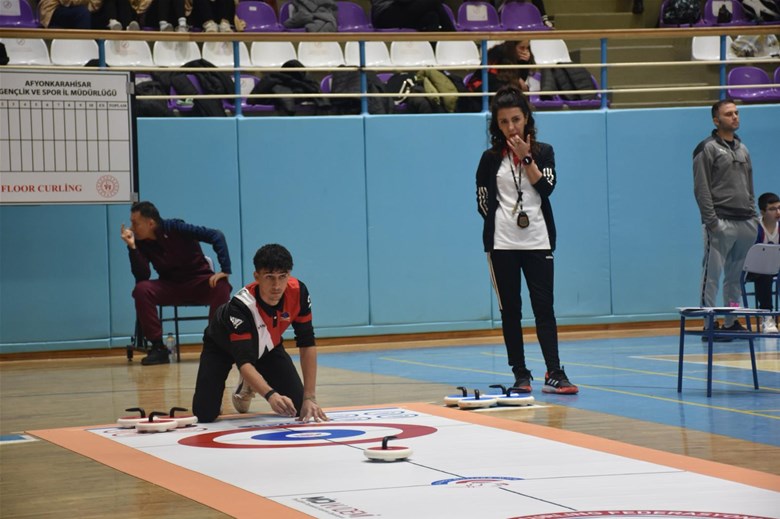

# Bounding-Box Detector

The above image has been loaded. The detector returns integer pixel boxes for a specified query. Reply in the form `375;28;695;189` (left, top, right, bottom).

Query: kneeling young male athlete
192;244;328;423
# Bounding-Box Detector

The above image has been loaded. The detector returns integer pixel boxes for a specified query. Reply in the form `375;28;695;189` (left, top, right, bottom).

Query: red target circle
178;422;437;449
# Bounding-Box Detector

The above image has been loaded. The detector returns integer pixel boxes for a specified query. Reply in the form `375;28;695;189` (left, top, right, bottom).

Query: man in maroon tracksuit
120;201;232;365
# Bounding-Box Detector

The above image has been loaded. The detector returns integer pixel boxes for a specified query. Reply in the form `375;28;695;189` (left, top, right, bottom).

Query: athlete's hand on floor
268;393;297;417
298;399;328;422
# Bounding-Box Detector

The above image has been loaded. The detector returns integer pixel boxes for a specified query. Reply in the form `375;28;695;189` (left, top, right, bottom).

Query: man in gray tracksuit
693;99;757;333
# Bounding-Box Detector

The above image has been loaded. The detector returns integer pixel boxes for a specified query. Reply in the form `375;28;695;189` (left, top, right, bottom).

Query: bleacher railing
1;25;779;114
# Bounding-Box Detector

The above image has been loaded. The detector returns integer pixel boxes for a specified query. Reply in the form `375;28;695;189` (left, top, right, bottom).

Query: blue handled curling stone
443;386;469;406
489;385;535;406
457;389;498;409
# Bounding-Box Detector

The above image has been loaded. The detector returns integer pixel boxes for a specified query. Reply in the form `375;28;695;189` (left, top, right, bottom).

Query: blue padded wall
364;113;492;332
1;104;778;353
237;116;370;334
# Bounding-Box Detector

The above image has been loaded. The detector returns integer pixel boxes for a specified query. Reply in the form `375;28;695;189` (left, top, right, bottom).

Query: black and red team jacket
205;278;314;368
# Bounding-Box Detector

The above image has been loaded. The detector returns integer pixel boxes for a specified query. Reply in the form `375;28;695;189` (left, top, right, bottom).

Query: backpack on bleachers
739;0;780;22
541;67;597;101
663;0;701;24
134;79;171;117
330;70;393;114
385;70;463;113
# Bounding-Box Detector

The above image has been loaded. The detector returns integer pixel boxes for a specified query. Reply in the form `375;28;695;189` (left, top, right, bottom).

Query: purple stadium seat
337;1;373;31
226;74;275;113
278;1;306;32
320;74;332;93
696;0;751;26
0;0;39;28
727;65;780;102
562;74;604;109
528;73;565;109
501;1;551;31
457;1;502;31
237;1;283;32
443;3;459;30
775;67;780;95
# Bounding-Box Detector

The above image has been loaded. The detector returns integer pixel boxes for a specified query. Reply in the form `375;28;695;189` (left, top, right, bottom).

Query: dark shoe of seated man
141;343;170;365
701;321;733;342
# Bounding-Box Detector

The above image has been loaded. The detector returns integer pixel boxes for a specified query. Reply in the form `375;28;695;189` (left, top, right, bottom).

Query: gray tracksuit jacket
692;129;756;230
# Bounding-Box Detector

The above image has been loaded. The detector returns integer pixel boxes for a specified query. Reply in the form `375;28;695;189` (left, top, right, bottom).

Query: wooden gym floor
1;325;778;518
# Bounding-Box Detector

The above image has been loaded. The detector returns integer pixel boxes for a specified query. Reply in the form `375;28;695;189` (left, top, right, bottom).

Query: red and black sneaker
512;369;533;393
542;368;578;394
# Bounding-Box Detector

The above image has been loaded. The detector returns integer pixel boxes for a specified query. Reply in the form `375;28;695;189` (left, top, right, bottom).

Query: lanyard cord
508;157;523;213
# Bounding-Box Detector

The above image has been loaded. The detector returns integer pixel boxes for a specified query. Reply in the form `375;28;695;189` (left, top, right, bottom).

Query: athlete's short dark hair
758;192;779;212
253;244;293;273
711;98;736;119
130;201;162;224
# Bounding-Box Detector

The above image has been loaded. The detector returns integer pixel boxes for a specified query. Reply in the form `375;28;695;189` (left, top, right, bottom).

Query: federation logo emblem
96;175;119;198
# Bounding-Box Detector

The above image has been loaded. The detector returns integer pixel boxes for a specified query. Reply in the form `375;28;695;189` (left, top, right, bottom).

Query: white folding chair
50;39;98;66
390;41;436;67
691;36;736;61
344;41;391;67
251;41;297;67
740;243;780;315
202;41;250;68
105;40;154;67
153;41;201;67
530;39;572;64
297;41;345;68
0;38;50;65
435;40;480;67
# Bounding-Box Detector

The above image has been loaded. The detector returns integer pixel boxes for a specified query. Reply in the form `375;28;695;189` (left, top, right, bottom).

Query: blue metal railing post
600;38;608;110
233;41;242;116
97;40;106;68
360;40;368;115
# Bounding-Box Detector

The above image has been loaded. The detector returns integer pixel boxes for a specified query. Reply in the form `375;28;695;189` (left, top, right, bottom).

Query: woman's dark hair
489;86;538;154
253;244;293;273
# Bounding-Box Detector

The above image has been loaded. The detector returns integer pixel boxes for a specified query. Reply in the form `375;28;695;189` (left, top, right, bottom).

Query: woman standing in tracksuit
475;86;578;395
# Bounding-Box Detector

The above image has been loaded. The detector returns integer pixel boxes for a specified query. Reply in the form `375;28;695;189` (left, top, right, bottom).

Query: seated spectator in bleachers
459;41;527;112
38;0;95;29
282;0;337;32
144;0;189;31
370;0;456;31
92;0;141;30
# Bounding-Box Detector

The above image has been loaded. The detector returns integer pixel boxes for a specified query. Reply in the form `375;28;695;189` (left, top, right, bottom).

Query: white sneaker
218;19;233;32
203;20;218;32
127;20;140;31
232;375;255;413
176;23;189;33
160;21;173;31
762;316;779;334
108;19;122;30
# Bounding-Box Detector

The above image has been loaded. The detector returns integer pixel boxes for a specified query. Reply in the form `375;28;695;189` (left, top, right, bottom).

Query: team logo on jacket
281;312;291;321
230;317;244;329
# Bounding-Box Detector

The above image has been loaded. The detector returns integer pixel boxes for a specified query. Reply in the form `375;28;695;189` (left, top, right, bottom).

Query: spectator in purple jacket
120;201;232;365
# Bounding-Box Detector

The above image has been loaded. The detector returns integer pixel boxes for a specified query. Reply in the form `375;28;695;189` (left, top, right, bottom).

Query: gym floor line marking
377;357;779;420
477;352;780;393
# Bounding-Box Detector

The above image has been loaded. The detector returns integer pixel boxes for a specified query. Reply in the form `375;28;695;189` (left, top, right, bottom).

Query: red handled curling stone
443;386;469;406
116;407;148;428
490;385;535;406
135;411;178;433
364;435;413;462
457;389;497;409
161;407;198;428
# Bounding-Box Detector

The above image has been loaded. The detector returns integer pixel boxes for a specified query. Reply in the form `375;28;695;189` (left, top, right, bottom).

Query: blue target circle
252;428;365;442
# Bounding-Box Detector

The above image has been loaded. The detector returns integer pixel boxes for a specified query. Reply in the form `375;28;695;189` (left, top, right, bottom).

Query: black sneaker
141;347;170;365
723;321;747;332
542;368;579;394
701;321;733;342
512;369;533;393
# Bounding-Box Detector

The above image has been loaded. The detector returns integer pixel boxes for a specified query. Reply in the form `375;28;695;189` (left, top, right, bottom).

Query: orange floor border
29;402;780;518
